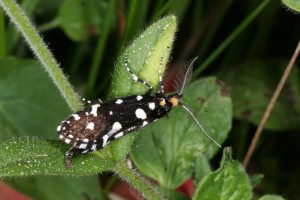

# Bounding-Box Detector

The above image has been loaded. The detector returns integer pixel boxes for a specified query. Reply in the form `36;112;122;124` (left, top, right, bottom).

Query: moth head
166;93;182;107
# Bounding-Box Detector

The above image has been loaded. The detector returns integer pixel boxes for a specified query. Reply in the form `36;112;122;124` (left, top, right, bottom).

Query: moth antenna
181;104;222;148
158;56;164;93
178;57;198;95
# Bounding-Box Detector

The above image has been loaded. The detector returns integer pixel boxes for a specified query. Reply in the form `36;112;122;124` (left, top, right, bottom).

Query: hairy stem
113;161;165;200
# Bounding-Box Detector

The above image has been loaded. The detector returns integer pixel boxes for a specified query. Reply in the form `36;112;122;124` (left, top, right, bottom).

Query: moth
57;55;221;167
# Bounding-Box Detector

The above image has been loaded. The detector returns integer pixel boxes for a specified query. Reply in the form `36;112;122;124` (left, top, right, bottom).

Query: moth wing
58;110;107;146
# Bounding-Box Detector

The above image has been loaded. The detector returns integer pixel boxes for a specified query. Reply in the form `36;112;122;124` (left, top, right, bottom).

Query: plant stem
87;0;116;95
6;0;39;53
113;161;165;200
243;41;300;168
0;0;82;112
193;0;270;77
38;20;60;32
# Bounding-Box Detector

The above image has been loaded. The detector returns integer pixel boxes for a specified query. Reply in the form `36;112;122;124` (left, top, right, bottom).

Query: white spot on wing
79;143;87;149
113;122;122;130
115;99;123;104
114;132;124;139
65;138;71;144
59;134;64;139
102;135;109;146
57;125;61;132
105;122;123;137
142;121;148;127
91;104;100;116
148;102;155;110
91;144;97;150
135;108;147;120
86;122;95;130
136;95;143;101
109;111;113;115
83;138;89;143
72;114;80;120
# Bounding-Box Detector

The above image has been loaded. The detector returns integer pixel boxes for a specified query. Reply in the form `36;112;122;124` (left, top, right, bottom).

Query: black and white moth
57;55;221;167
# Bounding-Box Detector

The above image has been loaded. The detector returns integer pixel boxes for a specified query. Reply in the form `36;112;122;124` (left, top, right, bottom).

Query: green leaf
258;194;286;200
131;77;232;189
108;15;176;98
0;136;132;177
249;173;264;188
0;58;70;140
282;0;300;13
194;153;211;184
193;148;252;200
50;0;109;41
7;176;103;200
219;60;300;131
159;187;189;200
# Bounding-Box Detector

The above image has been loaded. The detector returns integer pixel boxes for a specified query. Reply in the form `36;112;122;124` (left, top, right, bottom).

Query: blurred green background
0;0;299;199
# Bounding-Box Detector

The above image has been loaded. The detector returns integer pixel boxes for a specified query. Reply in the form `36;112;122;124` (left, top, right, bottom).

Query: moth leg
124;53;153;92
65;149;74;168
65;146;88;168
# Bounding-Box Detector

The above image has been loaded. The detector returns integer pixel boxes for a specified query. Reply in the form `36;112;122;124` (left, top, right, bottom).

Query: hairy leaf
108;15;176;98
282;0;300;13
0;137;132;177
